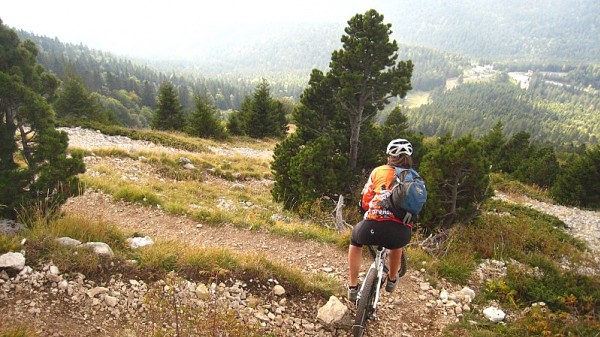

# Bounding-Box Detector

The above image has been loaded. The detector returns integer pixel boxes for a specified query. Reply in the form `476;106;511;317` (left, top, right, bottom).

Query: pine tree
185;94;227;140
480;121;506;171
151;81;185;131
241;79;287;138
419;135;490;229
329;9;413;170
550;146;600;208
271;10;414;211
514;147;560;188
0;21;85;219
53;67;108;123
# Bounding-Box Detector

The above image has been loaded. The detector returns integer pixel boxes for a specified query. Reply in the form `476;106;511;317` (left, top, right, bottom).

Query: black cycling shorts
350;219;412;250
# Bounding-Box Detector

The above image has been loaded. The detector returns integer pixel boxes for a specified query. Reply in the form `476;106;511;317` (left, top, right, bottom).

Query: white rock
56;237;82;247
81;242;114;256
316;296;351;328
461;286;476;299
49;265;60;275
440;289;449;302
0;252;25;271
196;283;210;300
483;306;506;322
105;295;118;307
58;280;69;291
273;285;286;296
88;287;110;298
126;236;154;249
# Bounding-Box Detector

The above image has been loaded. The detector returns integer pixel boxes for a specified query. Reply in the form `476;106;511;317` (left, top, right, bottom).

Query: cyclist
347;138;415;302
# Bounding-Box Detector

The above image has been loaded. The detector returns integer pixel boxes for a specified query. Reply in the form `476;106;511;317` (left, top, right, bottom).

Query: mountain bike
352;246;407;337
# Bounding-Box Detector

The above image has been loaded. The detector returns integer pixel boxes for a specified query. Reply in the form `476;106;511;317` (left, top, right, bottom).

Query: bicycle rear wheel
352;268;377;337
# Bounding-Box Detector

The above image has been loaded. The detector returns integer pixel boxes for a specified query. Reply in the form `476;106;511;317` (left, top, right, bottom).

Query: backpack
379;167;427;223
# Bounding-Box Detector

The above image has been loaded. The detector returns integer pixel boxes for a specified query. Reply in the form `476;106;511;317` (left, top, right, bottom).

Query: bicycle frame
357;246;388;319
353;246;406;336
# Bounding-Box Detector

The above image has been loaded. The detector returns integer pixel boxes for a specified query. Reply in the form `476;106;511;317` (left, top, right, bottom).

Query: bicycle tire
352;268;378;337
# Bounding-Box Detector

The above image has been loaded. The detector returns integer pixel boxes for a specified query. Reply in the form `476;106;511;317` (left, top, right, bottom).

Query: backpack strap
394;167;420;180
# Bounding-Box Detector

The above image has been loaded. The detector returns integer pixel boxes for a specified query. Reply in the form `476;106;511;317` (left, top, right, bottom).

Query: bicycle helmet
386;138;413;156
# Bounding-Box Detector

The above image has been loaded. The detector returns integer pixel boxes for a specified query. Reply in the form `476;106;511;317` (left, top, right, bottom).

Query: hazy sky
2;0;388;58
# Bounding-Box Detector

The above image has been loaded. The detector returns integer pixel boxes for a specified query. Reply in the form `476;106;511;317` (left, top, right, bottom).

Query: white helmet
386;138;413;156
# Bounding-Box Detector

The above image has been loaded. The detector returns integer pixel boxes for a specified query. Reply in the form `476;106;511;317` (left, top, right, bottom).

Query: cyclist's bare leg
387;248;403;281
348;244;363;286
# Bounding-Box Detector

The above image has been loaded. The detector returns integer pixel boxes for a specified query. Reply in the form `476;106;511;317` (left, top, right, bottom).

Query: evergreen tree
329;9;413;170
419;135;490;230
271;10;413;211
240;79;287;138
185;94;227;140
141;80;156;108
0;21;85;219
550;146;600;208
514;147;560;188
53;67;108;123
227;110;245;136
498;131;533;173
383;106;409;135
480;121;506;171
151;81;185;131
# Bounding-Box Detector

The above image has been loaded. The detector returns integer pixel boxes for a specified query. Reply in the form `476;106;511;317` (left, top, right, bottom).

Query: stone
439;289;449;302
56;237;82;247
316;296;351;329
88;287;110;298
81;242;114;256
126;236;154;249
461;286;476;299
255;312;270;322
105;295;118;307
196;283;210;300
0;219;25;236
273;285;285;296
483;306;506;322
0;252;25;271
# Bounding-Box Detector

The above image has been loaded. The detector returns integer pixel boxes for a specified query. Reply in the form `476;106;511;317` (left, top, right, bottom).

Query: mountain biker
347;138;415;302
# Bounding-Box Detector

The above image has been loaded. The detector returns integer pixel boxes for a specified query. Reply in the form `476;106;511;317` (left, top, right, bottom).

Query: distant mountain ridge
176;0;600;76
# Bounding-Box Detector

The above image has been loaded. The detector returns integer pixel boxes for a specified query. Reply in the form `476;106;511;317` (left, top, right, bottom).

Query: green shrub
505;265;600;314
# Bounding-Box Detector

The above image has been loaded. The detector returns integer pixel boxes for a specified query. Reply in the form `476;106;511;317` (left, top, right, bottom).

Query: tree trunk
349;114;362;170
450;172;460;215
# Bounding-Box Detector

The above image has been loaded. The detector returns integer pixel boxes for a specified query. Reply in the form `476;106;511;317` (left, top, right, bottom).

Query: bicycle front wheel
352;268;377;337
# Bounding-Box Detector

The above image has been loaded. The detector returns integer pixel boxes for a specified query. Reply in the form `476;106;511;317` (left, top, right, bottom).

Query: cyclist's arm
360;171;376;212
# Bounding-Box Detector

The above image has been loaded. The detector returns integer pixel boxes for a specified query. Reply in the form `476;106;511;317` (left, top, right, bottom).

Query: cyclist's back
348;139;416;301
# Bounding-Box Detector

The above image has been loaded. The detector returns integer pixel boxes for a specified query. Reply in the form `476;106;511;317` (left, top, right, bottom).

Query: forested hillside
170;0;599;74
405;75;600;145
383;0;600;62
15;30;278;126
10;0;599;145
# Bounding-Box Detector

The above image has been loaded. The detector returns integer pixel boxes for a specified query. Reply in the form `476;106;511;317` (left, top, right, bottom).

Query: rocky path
4;127;598;336
2;128;460;337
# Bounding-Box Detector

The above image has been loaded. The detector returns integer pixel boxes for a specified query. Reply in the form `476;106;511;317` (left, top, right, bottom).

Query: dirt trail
24;128;460;336
63;190;454;336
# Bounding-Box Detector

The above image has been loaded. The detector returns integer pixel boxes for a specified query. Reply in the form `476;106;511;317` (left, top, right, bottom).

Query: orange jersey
361;165;404;224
